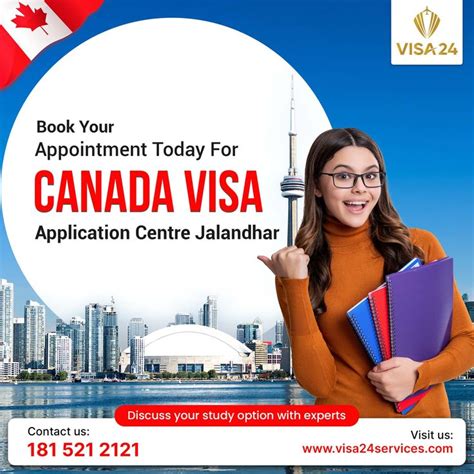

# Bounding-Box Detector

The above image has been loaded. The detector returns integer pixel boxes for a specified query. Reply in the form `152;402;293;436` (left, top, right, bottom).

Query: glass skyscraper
236;318;263;344
24;300;45;369
12;318;25;368
200;296;217;329
174;313;194;325
84;304;104;373
103;304;119;372
274;320;284;347
55;335;72;372
57;316;85;372
127;317;148;347
0;279;14;361
69;317;85;372
130;336;144;374
44;332;56;369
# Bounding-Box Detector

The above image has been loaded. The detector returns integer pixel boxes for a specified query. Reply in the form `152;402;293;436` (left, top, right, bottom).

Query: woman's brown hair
295;128;424;315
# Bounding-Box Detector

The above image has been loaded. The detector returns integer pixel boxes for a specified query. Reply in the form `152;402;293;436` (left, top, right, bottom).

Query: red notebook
368;285;391;360
369;282;431;414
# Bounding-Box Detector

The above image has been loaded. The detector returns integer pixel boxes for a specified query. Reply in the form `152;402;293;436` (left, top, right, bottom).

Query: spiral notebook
368;258;422;361
386;257;453;362
386;257;453;413
347;297;383;365
368;285;391;360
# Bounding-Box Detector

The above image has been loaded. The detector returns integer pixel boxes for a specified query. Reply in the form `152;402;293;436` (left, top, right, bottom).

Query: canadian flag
0;0;103;89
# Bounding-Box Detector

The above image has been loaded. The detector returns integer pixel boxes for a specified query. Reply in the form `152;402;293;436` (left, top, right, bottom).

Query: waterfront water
0;380;472;473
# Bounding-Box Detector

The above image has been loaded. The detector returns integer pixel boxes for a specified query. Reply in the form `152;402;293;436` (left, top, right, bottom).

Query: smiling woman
315;146;383;228
258;128;474;418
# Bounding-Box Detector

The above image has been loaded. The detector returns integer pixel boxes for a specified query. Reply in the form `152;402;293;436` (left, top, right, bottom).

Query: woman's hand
367;357;423;402
257;246;310;279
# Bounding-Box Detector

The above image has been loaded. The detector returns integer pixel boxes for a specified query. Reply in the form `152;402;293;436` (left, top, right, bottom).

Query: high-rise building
275;321;284;347
103;304;119;372
0;342;8;361
268;348;282;369
0;279;14;361
175;313;194;325
13;318;25;368
236;325;244;343
127;318;148;347
0;362;20;377
57;317;86;373
24;300;46;369
246;340;269;369
0;361;19;377
130;336;144;374
280;323;292;376
56;318;69;337
200;303;210;326
69;317;85;372
55;335;72;372
200;296;217;329
44;332;57;369
84;304;104;373
236;318;263;344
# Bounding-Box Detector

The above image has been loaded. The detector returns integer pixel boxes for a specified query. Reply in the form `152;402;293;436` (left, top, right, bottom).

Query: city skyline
2;275;473;376
0;271;287;350
0;277;286;375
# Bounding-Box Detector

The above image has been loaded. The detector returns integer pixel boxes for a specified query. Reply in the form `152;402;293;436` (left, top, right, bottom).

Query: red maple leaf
11;3;48;35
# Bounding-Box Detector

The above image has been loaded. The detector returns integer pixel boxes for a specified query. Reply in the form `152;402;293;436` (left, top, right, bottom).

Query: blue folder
347;297;383;365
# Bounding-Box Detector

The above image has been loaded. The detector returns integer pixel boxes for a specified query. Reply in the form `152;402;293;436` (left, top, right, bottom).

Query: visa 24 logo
396;7;458;56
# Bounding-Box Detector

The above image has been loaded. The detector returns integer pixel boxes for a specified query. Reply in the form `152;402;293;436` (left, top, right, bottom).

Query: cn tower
280;77;305;246
280;78;305;379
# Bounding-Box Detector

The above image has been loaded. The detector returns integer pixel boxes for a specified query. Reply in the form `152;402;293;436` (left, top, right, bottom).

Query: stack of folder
347;257;453;414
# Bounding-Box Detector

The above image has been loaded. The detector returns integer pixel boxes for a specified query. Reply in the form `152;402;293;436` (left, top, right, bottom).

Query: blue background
0;0;473;318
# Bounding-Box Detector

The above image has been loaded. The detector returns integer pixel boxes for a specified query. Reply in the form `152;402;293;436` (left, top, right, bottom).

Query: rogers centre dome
120;324;255;374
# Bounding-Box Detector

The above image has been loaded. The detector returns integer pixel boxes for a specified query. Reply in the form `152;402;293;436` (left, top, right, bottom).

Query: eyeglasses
319;171;385;189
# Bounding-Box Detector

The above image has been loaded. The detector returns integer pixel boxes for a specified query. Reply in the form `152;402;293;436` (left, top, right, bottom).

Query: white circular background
3;19;331;340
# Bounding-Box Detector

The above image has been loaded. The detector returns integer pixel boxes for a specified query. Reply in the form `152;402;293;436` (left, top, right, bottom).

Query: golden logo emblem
414;6;441;38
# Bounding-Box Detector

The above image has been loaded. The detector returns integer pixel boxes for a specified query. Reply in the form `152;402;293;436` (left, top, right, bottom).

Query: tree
268;370;287;379
56;371;68;381
207;369;216;379
18;371;29;380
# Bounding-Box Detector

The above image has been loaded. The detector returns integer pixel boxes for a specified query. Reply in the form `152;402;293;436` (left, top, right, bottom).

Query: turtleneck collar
323;214;372;249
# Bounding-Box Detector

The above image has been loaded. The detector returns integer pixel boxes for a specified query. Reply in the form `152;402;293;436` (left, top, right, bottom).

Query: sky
0;0;473;349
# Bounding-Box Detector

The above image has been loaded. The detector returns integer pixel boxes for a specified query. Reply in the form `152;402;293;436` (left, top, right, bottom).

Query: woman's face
315;145;382;228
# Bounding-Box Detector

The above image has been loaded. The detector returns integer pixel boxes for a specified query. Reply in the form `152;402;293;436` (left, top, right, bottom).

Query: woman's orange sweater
275;217;474;417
